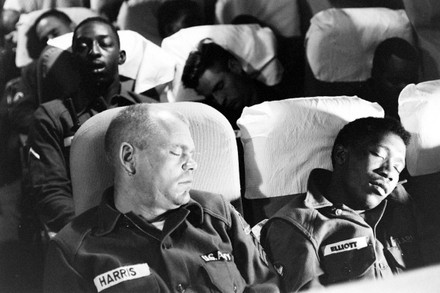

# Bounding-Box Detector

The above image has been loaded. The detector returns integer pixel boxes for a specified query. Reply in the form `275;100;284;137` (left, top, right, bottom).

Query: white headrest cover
306;8;414;82
399;80;440;176
237;96;384;199
71;102;240;215
48;30;176;93
161;24;283;102
214;0;301;37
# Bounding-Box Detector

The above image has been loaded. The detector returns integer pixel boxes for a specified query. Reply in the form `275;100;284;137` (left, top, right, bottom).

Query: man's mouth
370;181;388;195
91;62;106;73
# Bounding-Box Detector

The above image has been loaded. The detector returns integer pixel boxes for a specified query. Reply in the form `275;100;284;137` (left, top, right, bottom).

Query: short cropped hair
27;9;73;59
372;37;419;78
157;0;203;38
72;16;120;48
181;40;237;89
104;104;188;166
331;117;411;164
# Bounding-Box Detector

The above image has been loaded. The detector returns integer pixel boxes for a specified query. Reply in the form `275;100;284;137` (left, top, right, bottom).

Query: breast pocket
201;261;246;293
321;237;376;284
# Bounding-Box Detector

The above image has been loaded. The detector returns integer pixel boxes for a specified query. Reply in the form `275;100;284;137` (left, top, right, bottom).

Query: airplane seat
237;96;384;226
304;7;414;97
70;102;242;216
15;7;98;68
161;24;284;102
46;29;177;100
399;79;440;266
36;45;80;104
214;0;301;38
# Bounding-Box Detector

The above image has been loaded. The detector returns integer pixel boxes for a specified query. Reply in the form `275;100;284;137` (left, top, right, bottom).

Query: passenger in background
44;103;280;292
156;0;204;39
26;9;75;59
9;9;75;135
27;17;156;234
181;40;282;129
360;37;419;119
261;117;423;292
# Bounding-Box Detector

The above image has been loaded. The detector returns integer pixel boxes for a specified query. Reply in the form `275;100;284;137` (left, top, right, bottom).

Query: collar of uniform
304;168;334;209
76;84;135;116
95;187;124;236
184;197;204;225
94;189;205;237
108;86;137;106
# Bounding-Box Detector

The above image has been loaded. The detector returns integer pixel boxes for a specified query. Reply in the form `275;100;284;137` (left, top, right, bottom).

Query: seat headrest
47;30;176;94
237;96;384;199
161;24;283;102
399;80;440;176
306;8;414;82
214;0;301;37
37;45;80;103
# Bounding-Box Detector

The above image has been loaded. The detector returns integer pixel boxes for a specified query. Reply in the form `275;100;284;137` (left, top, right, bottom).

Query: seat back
399;80;440;265
304;7;414;96
70;102;241;215
237;96;384;224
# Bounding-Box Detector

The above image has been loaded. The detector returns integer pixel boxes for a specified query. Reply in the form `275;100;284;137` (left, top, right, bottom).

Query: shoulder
264;194;317;236
51;207;99;259
190;190;231;226
34;99;68;120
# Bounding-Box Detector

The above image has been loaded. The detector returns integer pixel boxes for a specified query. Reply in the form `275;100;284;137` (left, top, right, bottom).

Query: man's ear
227;57;242;74
119;142;135;174
118;50;126;65
333;145;348;165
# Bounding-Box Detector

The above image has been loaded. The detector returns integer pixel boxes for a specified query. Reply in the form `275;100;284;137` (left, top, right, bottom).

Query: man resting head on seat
44;103;280;292
181;40;281;128
27;9;76;59
261;117;423;292
27;17;156;234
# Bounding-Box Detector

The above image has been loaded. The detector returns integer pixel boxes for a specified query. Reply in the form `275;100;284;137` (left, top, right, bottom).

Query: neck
113;179;167;223
80;76;121;103
325;172;350;207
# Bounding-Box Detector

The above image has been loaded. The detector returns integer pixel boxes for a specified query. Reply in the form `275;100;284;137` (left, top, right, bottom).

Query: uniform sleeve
27;106;75;233
227;205;281;292
44;239;91;293
261;219;325;292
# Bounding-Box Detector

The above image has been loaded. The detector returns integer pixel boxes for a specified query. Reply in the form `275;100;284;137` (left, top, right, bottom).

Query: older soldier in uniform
43;104;279;292
261;117;422;292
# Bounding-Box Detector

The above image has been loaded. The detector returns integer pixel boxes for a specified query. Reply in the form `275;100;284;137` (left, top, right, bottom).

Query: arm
261;219;324;292
44;239;91;293
27;106;75;233
228;205;280;292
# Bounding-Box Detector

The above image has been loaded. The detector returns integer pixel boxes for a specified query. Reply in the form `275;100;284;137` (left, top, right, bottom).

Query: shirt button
233;284;237;292
176;283;185;292
335;209;343;216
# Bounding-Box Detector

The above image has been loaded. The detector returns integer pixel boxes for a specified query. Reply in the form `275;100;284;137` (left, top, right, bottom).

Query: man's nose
378;161;396;181
89;41;101;55
183;157;197;171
